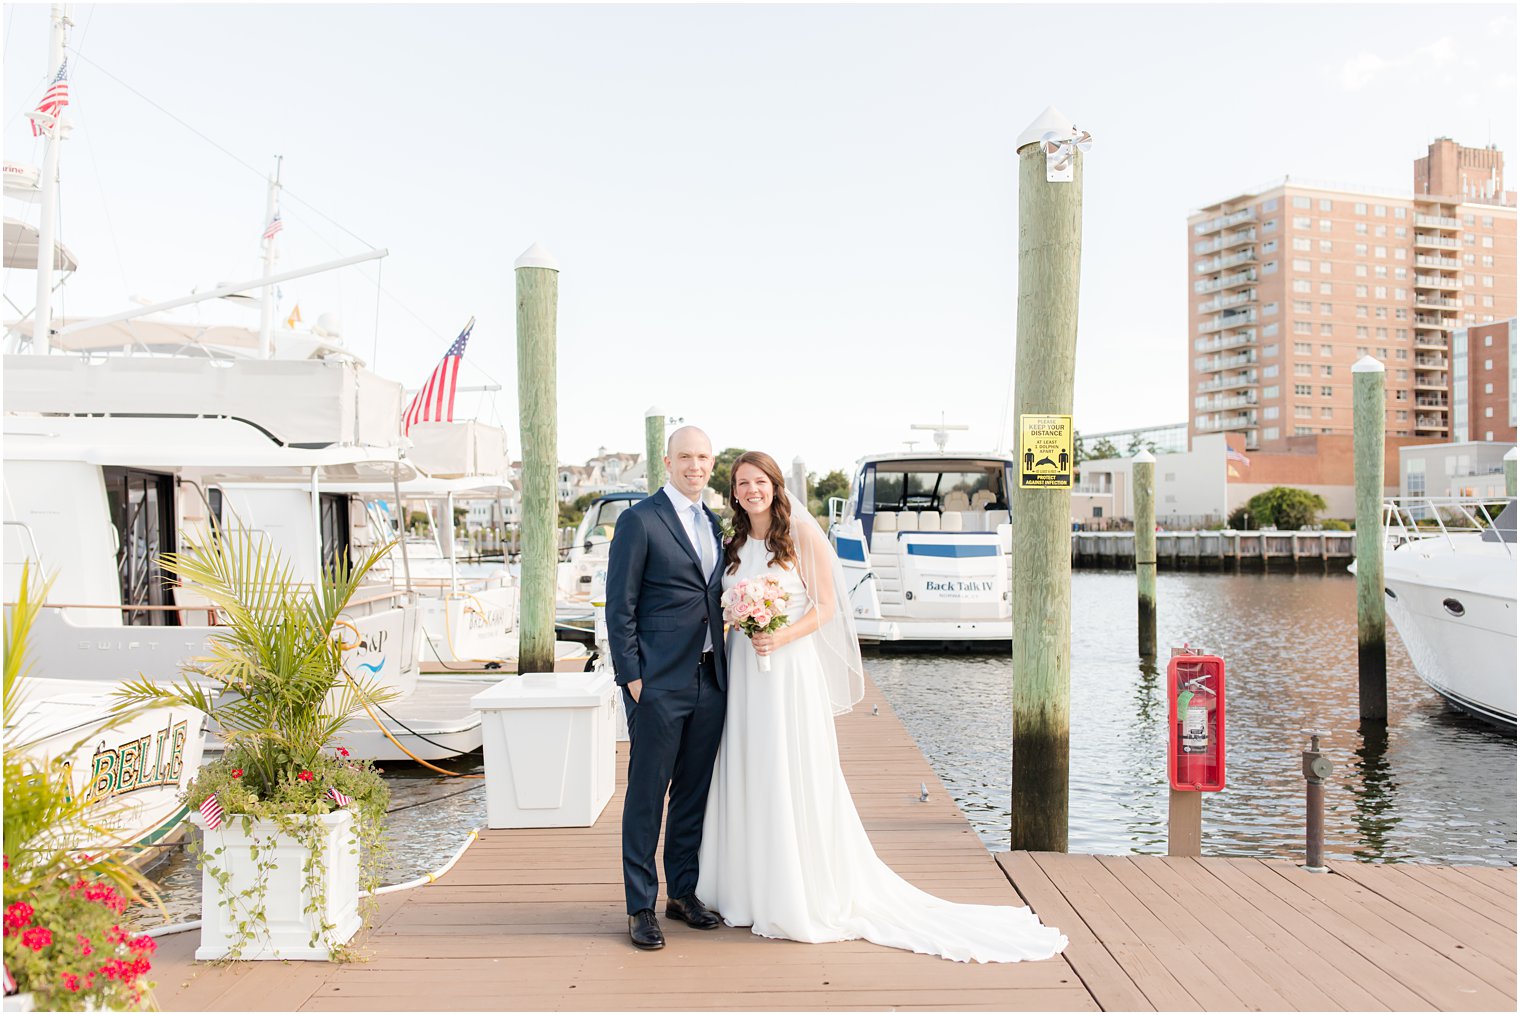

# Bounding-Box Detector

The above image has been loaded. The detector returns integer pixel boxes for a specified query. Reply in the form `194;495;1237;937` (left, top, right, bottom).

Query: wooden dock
1072;530;1356;569
145;679;1515;1012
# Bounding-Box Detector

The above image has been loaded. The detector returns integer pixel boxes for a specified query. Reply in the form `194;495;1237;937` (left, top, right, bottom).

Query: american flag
402;318;474;434
198;792;224;831
1225;447;1251;467
29;58;69;137
327;787;352;808
262;211;283;242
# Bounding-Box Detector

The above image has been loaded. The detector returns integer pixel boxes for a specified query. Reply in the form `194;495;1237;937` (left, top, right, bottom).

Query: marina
140;676;1516;1012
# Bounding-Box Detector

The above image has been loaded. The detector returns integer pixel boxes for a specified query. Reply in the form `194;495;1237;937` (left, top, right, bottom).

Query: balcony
1413;294;1460;310
1194;329;1257;354
1193;207;1257;235
1413;274;1461;290
1414;213;1460;230
1196;411;1259;432
1198;289;1256;313
1414;254;1460;269
1194;268;1258;295
1413;315;1457;329
1196;350;1258;372
1414;416;1448;431
1193;228;1257;256
1413;333;1449;351
1414;395;1449;408
1413;233;1461;250
1196;392;1260;412
1414;355;1449;369
1195;248;1258;274
1197;308;1258;334
1197;371;1258;393
1413;375;1449;390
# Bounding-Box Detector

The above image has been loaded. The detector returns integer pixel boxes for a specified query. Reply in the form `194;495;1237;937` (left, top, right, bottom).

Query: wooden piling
1133;450;1157;657
1506;446;1517;498
644;407;666;493
1352;355;1387;722
1010;108;1085;853
514;242;560;674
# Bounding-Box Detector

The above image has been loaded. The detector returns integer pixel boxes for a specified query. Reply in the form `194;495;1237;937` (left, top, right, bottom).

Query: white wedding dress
696;536;1068;964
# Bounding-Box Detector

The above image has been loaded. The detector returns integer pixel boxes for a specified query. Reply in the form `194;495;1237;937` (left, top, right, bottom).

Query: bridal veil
786;489;865;715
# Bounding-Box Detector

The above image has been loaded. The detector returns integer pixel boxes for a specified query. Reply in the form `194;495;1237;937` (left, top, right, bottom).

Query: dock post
1133;450;1157;657
515;242;561;674
1353;355;1387;722
1506;447;1517;498
1301;734;1331;872
791;456;808;506
1009;107;1086;853
644;407;666;493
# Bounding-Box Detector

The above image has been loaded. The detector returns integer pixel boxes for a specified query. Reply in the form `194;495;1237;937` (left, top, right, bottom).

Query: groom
604;425;728;950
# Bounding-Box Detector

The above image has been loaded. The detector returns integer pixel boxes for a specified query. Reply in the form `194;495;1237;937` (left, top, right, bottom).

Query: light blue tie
692;505;712;577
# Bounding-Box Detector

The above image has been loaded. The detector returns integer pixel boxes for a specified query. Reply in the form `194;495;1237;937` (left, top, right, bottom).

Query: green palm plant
113;525;399;797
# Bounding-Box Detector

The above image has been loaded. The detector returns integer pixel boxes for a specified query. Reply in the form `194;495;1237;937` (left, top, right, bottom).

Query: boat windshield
863;459;1010;513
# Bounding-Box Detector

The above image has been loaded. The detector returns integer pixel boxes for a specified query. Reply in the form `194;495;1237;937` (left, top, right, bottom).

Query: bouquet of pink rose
721;575;791;672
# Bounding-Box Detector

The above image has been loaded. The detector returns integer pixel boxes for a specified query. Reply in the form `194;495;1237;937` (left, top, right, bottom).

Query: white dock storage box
472;671;618;828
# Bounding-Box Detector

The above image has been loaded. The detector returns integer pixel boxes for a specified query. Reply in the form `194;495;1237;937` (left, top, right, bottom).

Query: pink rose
753;611;772;627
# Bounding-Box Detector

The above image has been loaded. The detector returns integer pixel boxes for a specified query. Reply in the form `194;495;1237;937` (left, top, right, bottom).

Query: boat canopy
4;415;417;482
3;217;77;272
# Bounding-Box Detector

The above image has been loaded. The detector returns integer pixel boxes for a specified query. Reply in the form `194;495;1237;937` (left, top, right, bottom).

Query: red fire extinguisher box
1167;652;1226;792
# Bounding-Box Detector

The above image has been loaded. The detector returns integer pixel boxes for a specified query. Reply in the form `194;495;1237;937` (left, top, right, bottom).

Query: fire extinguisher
1175;660;1215;788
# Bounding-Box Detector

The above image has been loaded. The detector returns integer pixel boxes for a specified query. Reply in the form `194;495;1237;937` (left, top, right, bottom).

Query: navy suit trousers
620;652;726;915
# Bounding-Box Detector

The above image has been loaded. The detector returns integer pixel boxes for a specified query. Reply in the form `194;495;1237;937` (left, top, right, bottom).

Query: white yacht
1378;497;1516;730
828;427;1014;645
556;490;648;640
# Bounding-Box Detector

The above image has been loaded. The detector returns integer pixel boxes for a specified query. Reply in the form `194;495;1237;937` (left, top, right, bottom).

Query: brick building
1188;138;1517;452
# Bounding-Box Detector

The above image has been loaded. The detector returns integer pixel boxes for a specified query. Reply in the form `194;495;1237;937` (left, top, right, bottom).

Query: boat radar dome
312;312;342;341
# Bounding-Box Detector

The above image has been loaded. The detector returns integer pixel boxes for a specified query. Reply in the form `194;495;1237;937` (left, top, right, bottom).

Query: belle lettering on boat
85;717;190;799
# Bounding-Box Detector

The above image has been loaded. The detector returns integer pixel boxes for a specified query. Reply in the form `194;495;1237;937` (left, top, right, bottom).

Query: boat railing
3;519;47;575
1382;496;1514;557
828;497;847;529
7;586;413;627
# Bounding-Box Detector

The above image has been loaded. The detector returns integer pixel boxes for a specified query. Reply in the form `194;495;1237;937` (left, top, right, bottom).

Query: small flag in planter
327;787;352;808
199;792;224;831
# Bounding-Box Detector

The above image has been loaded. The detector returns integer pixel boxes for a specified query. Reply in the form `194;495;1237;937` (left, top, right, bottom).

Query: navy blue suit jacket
604;492;728;692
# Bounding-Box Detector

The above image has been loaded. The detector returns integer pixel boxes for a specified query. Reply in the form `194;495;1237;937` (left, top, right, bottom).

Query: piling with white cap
515;242;561;674
1010;105;1086;854
1505;446;1517;498
1353;355;1387;721
1133;449;1157;657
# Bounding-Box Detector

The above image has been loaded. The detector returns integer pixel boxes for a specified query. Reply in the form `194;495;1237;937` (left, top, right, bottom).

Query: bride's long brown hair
723;451;797;575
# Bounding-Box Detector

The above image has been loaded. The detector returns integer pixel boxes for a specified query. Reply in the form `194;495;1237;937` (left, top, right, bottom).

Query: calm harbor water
142;569;1515;924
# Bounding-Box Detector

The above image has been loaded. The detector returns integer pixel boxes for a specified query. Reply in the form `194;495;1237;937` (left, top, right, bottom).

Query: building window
1320;323;1334;335
1321;261;1334;274
1264;383;1279;396
1262;198;1279;212
1356;305;1369;318
1293;196;1310;210
1485;382;1494;394
1374;285;1387;298
1293;300;1312;313
1481;215;1494;227
1319;302;1333;315
1396;410;1407;420
1320;343;1333;355
1295;405;1312;418
1293;280;1311;293
1394;207;1406;219
1482;255;1495;267
1293;341;1312;354
1374;246;1387;259
1374;265;1388;278
1264;366;1279;379
1355;202;1368;215
1321;240;1335;253
1263;301;1279;316
1295;363;1312;376
1264;426;1280;440
1293;258;1311;271
1295;426;1314;435
1321;384;1334;395
1264;406;1280;420
1264;218;1278;232
1396;369;1408;380
1464;253;1476;265
1486;407;1494;418
1319;199;1332;211
1484;358;1493;370
1322;366;1334;377
1481;235;1493;248
1320;219;1332;232
1294;384;1312;395
1355;265;1368;277
1293;238;1311;251
1321;406;1334;418
1263;323;1278;336
1355;284;1368;297
1355;243;1368;256
1293;215;1311;228
1294;321;1311;334
1264;344;1279;357
1395;348;1407;359
1319;282;1333;295
1394;390;1407;400
1483;275;1494;287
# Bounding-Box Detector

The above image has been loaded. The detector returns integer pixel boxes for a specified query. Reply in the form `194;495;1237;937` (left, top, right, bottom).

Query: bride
696;451;1068;964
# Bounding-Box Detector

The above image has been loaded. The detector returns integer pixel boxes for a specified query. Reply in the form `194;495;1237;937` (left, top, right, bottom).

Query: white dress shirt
663;482;718;652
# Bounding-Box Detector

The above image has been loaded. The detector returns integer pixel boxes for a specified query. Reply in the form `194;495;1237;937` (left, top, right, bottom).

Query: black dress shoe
665;894;721;930
628;909;665;950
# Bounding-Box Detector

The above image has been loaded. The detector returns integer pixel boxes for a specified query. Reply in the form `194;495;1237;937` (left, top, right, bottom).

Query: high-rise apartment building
1188;138;1517;451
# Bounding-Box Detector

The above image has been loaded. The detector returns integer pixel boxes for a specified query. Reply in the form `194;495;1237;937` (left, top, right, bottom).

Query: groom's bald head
664;426;714;500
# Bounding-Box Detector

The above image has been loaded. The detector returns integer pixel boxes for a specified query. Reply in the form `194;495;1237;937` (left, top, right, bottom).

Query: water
141;569;1515;924
871;570;1516;866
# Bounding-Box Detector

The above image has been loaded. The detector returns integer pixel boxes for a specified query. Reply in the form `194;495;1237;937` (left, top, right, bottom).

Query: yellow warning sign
1019;414;1073;489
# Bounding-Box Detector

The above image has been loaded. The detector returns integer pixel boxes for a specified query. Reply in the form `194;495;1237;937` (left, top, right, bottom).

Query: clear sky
4;3;1515;475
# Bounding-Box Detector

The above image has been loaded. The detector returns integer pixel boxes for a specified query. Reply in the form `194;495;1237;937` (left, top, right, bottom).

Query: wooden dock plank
1333;862;1516;970
997;851;1154;1012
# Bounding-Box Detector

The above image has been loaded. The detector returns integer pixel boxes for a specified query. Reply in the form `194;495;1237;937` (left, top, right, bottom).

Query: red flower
128;935;157;955
77;933;94;956
2;853;8;870
60;972;81;993
231;768;244;779
297;770;314;782
4;901;34;933
107;924;128;945
21;925;53;951
337;747;350;757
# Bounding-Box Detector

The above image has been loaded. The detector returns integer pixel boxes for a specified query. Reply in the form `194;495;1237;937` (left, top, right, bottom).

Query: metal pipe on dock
515;242;561;674
1352;355;1386;722
1302;734;1331;873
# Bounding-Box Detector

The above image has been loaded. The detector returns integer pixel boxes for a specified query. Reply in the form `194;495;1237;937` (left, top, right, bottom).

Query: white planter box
472;671;616;828
189;809;361;961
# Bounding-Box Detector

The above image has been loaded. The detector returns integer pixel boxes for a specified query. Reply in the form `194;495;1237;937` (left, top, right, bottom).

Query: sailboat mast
258;155;283;358
32;4;71;356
